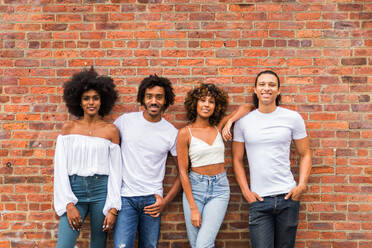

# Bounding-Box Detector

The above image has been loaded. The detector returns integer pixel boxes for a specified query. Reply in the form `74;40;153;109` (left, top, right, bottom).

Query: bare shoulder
104;123;120;144
105;123;119;136
178;126;189;137
61;120;75;135
177;126;190;143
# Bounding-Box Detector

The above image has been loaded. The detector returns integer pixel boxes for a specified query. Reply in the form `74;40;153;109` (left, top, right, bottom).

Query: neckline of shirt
59;134;115;144
139;111;165;126
255;106;281;116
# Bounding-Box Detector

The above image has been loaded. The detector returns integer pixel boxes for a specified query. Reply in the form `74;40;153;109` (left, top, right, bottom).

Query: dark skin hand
102;209;117;232
66;203;82;231
143;194;165;218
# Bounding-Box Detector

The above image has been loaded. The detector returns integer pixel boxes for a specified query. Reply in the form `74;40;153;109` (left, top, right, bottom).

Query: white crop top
188;126;225;167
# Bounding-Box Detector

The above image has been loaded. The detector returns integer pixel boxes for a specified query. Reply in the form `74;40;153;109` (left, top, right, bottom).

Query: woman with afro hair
177;83;253;248
53;67;122;247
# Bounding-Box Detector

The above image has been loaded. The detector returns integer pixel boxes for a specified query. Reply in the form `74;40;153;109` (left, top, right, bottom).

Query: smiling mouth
261;93;272;97
149;106;160;111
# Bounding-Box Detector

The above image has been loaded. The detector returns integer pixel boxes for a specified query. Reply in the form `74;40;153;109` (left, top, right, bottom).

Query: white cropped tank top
188;126;225;168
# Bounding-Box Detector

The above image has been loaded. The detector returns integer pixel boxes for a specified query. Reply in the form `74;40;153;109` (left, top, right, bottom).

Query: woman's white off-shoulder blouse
53;134;122;216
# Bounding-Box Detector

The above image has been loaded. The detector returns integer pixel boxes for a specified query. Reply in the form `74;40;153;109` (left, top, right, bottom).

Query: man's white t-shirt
114;111;178;197
233;107;307;197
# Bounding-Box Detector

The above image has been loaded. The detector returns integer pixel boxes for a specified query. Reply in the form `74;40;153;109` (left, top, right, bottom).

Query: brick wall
1;0;371;247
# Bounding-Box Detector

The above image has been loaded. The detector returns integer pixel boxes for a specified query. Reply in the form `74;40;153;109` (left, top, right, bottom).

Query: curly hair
253;70;281;108
63;67;118;117
185;83;228;126
137;74;175;111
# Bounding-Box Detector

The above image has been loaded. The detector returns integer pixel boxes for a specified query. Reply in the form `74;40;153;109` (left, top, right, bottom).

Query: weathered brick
0;1;371;247
341;58;367;66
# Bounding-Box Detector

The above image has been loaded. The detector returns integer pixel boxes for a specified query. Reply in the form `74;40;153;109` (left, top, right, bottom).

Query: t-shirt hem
293;133;307;140
120;191;164;198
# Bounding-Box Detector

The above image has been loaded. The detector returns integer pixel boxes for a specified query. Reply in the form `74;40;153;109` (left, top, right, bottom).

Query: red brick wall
1;0;371;247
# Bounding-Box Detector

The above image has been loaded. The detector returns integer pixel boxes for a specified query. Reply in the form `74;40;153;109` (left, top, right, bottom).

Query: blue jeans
113;195;160;248
183;171;230;248
249;194;300;248
57;175;108;248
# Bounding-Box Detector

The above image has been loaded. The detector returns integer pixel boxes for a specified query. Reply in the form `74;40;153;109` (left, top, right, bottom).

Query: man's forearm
233;158;251;196
298;152;312;187
163;175;181;205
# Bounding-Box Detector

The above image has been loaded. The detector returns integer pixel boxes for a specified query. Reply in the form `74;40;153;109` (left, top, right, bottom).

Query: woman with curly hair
54;67;122;247
177;83;252;248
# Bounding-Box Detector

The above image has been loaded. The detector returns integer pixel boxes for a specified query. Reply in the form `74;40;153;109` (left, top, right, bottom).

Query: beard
144;103;164;117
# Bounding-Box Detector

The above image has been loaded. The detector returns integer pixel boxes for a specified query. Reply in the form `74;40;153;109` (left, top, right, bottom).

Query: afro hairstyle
63;67;118;117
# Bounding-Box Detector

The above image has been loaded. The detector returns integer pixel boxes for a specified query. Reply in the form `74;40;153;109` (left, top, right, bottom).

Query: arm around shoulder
220;103;254;140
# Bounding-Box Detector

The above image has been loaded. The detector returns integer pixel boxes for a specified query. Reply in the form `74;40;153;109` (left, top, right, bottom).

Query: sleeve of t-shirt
292;112;307;140
233;119;245;143
113;115;121;129
113;115;124;137
169;128;178;156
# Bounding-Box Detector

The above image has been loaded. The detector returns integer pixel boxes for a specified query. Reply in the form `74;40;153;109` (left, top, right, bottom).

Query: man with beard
113;75;181;248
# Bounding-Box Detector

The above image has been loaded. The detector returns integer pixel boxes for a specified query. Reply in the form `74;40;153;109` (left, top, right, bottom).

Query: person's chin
198;113;212;119
148;110;161;117
85;111;98;116
260;100;274;106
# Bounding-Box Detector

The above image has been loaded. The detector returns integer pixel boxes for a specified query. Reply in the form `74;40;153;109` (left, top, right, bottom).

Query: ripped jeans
113;195;160;248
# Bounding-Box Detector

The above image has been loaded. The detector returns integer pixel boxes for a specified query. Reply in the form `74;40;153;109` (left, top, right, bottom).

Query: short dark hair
185;83;228;126
63;67;118;117
137;75;175;111
253;70;281;108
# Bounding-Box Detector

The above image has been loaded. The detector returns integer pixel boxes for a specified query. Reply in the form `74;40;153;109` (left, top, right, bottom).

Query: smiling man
232;70;312;248
113;75;181;248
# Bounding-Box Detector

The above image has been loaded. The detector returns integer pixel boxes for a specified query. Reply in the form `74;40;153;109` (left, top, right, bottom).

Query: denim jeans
183;171;230;248
57;175;108;248
249;194;300;248
113;195;160;248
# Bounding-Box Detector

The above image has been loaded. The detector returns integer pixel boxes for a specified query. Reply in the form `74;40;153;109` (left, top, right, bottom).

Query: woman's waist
191;163;225;176
67;166;109;177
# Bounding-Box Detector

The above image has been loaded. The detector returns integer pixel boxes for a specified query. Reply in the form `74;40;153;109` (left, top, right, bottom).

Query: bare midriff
191;162;225;176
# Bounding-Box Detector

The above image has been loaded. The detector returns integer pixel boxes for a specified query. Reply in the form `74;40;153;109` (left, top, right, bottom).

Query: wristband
109;209;118;216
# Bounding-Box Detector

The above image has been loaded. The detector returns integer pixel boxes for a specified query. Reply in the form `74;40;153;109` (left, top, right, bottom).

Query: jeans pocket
249;204;259;225
216;176;229;187
289;197;300;203
189;173;202;184
144;195;156;206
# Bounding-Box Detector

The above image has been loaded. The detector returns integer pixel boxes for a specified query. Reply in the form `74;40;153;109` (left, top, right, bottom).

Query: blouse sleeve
102;143;123;215
53;135;78;216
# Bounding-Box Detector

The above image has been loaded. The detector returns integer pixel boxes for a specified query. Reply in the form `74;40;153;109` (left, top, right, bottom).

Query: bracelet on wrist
109;209;118;216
